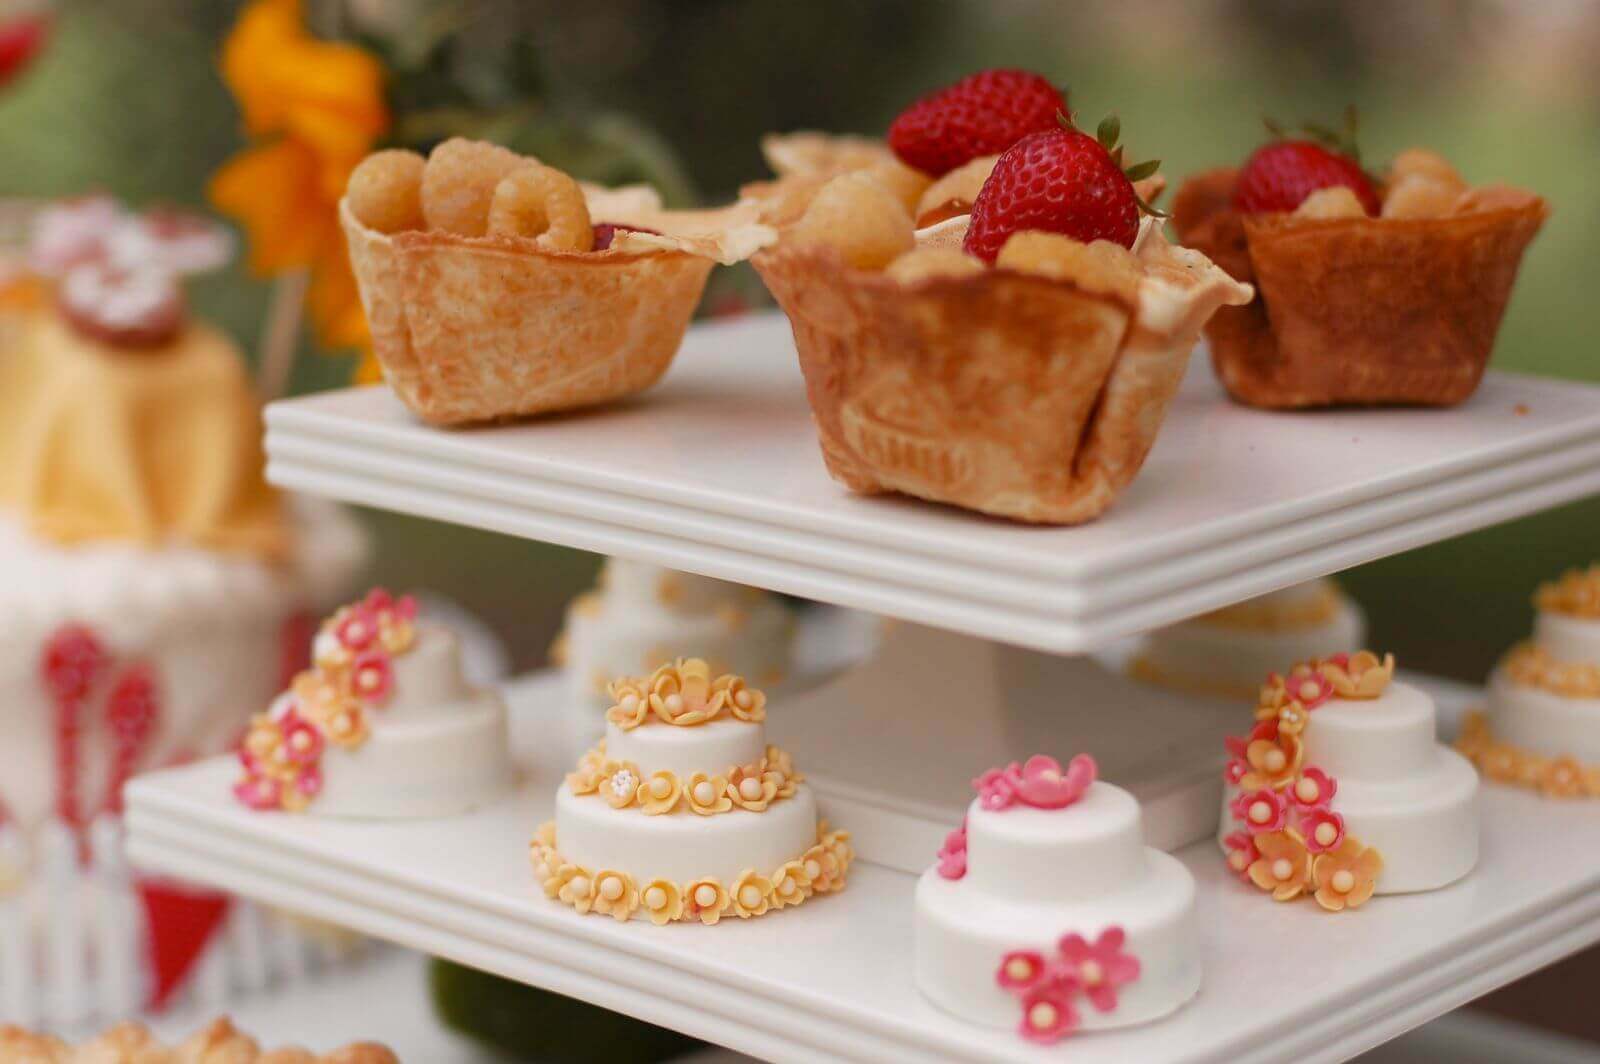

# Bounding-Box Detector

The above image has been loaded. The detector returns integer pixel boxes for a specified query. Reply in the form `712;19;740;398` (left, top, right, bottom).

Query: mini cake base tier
914;850;1199;1031
553;783;820;885
126;669;1600;1064
1486;668;1600;762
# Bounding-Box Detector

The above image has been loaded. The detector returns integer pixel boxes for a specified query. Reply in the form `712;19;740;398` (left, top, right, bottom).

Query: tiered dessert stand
128;313;1600;1063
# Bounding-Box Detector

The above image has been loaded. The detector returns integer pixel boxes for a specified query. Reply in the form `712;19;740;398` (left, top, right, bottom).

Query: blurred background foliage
0;0;1596;679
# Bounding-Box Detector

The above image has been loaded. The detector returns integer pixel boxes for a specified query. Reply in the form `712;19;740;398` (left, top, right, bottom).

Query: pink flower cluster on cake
937;754;1097;881
1222;653;1389;912
234;589;418;812
995;927;1141;1044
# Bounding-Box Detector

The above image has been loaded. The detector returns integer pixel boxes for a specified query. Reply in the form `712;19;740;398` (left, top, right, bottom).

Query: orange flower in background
209;0;385;363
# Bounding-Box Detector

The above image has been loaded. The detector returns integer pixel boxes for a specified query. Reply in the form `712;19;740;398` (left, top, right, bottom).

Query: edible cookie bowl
341;138;775;426
1173;128;1547;410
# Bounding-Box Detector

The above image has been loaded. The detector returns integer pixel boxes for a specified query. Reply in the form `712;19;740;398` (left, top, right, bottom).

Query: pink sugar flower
350;649;394;704
1224;758;1248;785
362;588;394;612
995;949;1049;992
1057;927;1140;1013
233;773;281;811
1223;831;1259;880
1016;980;1079;1044
1288;767;1337;810
936;822;968;880
1287;669;1334;710
973;763;1022;811
1014;754;1096;809
1299;807;1345;854
279;711;324;765
335;607;378;652
295;766;323;798
1235;787;1288;834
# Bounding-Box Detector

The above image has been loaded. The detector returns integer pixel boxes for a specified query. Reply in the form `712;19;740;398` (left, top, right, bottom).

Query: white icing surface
964;785;1145;904
604;717;768;778
1532;610;1600;666
1487;667;1600;761
1131;587;1364;698
914;779;1200;1032
554;781;818;884
1300;682;1440;781
1218;682;1480;894
561;560;795;750
381;626;475;723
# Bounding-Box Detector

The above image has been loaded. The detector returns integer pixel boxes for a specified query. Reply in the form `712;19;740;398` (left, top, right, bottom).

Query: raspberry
888;69;1066;177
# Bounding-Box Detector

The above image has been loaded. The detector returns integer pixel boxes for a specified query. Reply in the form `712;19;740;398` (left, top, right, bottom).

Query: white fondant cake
914;757;1199;1042
1130;579;1365;699
533;659;849;925
555;559;795;751
1219;654;1478;908
236;591;511;819
1459;567;1600;797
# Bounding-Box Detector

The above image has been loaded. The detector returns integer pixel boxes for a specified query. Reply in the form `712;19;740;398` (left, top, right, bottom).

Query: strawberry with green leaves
1232;107;1380;216
962;114;1162;262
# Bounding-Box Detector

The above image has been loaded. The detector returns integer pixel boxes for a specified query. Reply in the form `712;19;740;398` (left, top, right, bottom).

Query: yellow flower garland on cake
565;742;803;816
1194;581;1343;633
1535;565;1600;619
528;821;852;925
1499;643;1600;699
1456;711;1600;799
605;658;766;731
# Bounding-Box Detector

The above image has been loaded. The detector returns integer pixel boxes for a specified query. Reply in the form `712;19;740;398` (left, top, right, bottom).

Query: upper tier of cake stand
264;312;1600;653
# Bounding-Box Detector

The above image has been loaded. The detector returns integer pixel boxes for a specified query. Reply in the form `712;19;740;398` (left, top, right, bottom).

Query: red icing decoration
103;663;160;815
41;625;109;833
136;878;232;1011
277;610;316;689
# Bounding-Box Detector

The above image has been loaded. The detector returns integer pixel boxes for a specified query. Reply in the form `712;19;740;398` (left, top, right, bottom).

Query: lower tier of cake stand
125;669;1594;1064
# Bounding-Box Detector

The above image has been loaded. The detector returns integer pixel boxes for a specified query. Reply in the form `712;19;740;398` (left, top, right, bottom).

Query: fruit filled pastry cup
749;127;1250;525
341;139;776;426
1173;132;1547;409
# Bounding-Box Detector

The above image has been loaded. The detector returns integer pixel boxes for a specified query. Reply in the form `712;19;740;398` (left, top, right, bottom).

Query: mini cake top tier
1299;680;1439;781
938;755;1146;904
1530;567;1600;664
601;559;764;616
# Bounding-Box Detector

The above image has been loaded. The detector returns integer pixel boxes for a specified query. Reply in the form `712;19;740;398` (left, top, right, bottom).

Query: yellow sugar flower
685;772;733;815
727;764;779;811
639;771;682;815
718;674;767;722
641;880;683;925
557;866;597;914
769;861;813;909
542;861;577;901
599;761;643;810
801;843;840;893
686;878;729;925
729;870;773;918
1312;839;1382;912
605;679;650;730
590;870;639;922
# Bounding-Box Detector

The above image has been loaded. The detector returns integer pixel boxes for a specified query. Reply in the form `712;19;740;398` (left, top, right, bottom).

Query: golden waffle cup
753;220;1252;524
1173;167;1547;409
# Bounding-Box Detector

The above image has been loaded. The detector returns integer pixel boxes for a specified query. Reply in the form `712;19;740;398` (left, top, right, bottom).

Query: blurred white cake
1219;653;1478;908
1130;578;1364;700
1459;566;1600;797
236;590;511;819
914;755;1199;1043
554;559;795;750
532;659;849;925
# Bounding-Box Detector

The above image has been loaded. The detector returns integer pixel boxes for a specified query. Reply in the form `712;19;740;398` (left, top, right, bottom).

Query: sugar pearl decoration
1249;800;1272;824
1331;869;1356;894
620;693;639;713
1272;858;1293;881
1314;821;1338;847
1295;777;1320;803
694;884;718;908
1298;679;1322;700
599;876;624;901
735;689;753;709
569;875;591;897
665;693;684;714
1005;957;1032;981
738;885;763;908
779;876;797;895
693;781;715;805
804;859;822;879
650;777;672;799
645;886;666;909
1028;1002;1058;1031
1080;960;1103;986
738;777;763;800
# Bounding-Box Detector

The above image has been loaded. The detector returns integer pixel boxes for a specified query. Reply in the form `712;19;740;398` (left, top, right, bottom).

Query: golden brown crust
343;199;715;426
1173;166;1547;408
753;224;1249;524
0;1020;396;1064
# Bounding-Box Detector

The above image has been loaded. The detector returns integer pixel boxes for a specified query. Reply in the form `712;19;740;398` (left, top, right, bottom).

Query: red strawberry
888;69;1066;177
963;116;1159;262
0;15;48;89
1233;140;1379;215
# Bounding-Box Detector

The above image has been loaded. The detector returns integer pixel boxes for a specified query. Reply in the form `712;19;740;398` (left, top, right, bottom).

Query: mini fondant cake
914;755;1199;1042
553;559;796;751
1130;578;1365;700
1458;566;1600;797
236;589;512;818
531;659;849;924
1219;652;1478;907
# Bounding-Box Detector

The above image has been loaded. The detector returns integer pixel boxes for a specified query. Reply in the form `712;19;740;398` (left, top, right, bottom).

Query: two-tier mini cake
531;659;849;924
914;755;1199;1043
1458;566;1600;797
235;589;512;818
1219;652;1478;909
1129;579;1365;700
553;559;796;750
